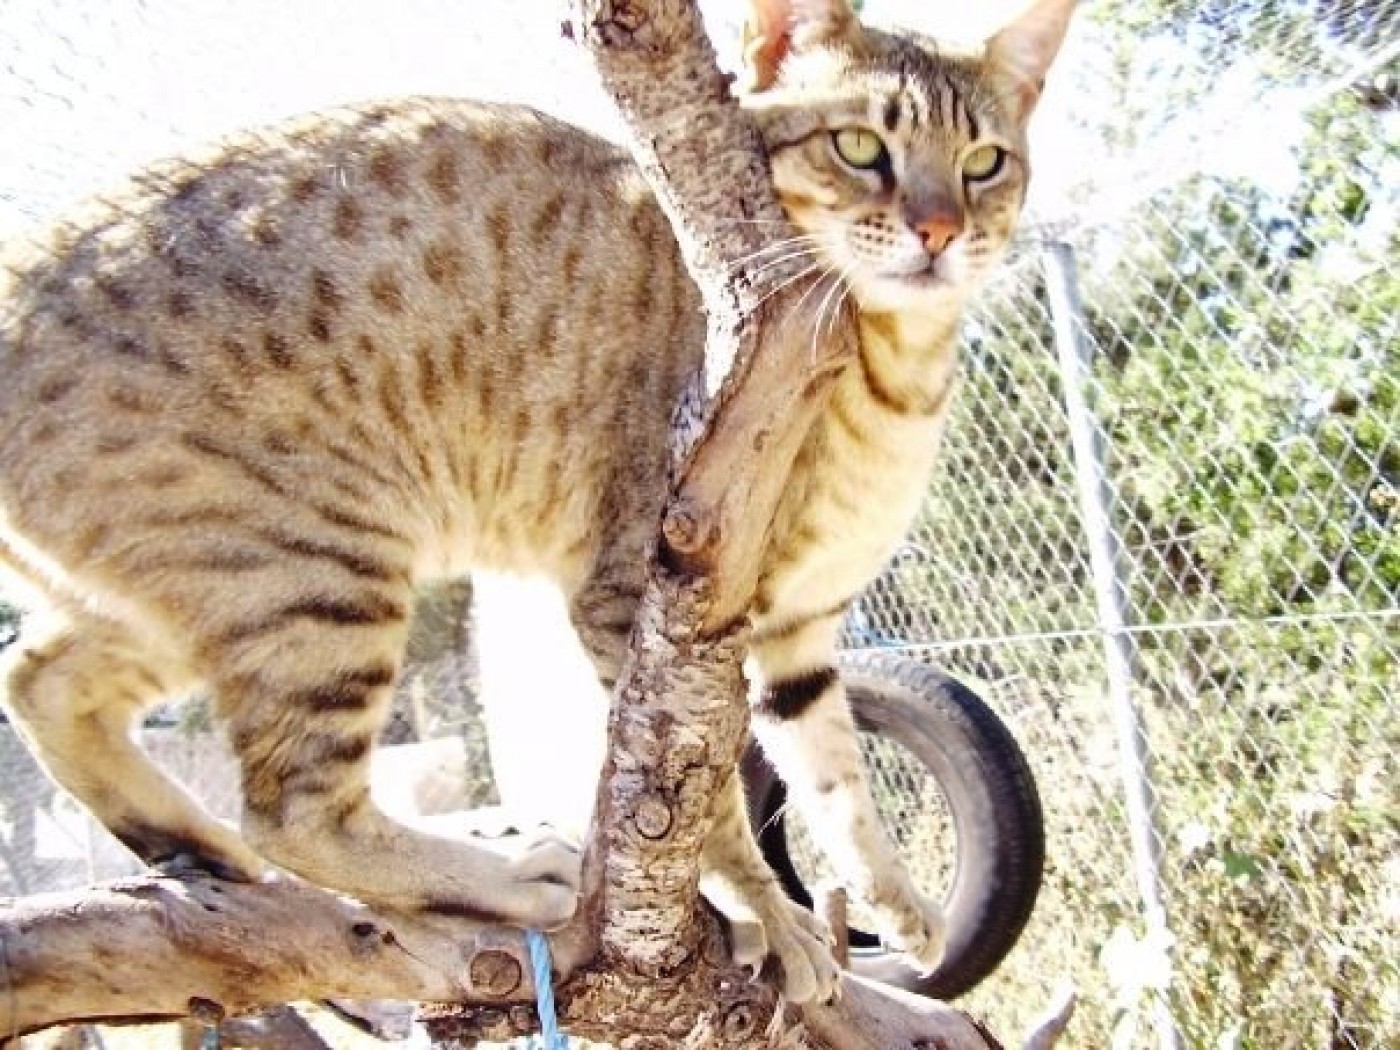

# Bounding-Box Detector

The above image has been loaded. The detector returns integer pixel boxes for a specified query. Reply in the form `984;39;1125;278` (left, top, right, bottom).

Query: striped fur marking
756;666;839;720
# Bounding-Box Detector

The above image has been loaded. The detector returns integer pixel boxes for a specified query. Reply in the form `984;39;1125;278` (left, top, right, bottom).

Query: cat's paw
425;824;581;929
871;881;946;973
152;851;261;884
497;826;583;930
729;894;840;1004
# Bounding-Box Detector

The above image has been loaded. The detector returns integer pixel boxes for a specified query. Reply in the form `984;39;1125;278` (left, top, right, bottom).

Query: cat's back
1;96;683;390
0;97;702;581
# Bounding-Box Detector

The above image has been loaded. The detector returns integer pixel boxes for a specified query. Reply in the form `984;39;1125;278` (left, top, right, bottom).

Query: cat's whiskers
725;234;826;276
809;266;852;365
708;217;794;228
784;266;842;343
740;259;824;321
824;260;858;344
756;797;796;839
740;246;825;290
741;239;823;273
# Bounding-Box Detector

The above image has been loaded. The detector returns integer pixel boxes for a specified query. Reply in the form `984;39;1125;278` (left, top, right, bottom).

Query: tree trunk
425;3;984;1043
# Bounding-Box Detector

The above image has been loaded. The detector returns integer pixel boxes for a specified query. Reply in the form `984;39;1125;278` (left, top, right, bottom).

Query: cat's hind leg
206;578;579;927
748;610;947;971
0;610;264;881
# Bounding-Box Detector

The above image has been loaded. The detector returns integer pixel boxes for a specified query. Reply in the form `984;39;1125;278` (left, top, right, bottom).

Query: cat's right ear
984;0;1077;122
740;0;861;92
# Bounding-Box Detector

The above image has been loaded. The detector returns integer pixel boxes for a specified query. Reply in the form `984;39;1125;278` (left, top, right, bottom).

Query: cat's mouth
898;262;950;288
878;257;955;294
843;249;963;312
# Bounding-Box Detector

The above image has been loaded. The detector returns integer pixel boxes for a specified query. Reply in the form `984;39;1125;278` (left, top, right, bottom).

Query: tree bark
568;0;855;628
1;3;1047;1047
539;0;852;1030
1;870;1024;1048
0;873;533;1034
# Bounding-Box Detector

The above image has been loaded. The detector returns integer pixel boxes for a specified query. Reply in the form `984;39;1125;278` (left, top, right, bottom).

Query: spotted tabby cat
0;0;1072;1002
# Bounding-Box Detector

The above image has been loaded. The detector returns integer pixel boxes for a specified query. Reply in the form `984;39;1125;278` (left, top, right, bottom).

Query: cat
0;0;1073;1003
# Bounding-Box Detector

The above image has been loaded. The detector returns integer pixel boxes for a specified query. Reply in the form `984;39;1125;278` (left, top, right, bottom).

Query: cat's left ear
984;0;1077;122
740;0;862;92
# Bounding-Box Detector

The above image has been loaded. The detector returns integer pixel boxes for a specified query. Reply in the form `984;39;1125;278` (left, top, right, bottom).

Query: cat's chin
895;268;955;293
852;271;968;317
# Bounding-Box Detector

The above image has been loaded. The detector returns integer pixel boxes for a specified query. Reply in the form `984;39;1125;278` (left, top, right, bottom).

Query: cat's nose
914;211;963;256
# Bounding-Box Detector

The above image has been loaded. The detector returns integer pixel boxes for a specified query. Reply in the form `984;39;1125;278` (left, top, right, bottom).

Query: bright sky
4;0;1393;315
0;0;1330;242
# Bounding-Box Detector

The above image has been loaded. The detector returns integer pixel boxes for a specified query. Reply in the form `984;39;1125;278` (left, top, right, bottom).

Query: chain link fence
2;1;1397;1047
885;3;1399;1044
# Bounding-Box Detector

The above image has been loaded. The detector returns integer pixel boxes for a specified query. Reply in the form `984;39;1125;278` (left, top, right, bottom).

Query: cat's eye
962;144;1006;182
832;128;888;171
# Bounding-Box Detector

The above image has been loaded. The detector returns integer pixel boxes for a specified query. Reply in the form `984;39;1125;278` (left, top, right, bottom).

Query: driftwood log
1;2;1067;1047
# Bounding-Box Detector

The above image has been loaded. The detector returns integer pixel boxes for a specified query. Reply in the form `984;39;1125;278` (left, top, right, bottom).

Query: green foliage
1087;88;1398;627
1145;614;1399;1047
1086;85;1397;1039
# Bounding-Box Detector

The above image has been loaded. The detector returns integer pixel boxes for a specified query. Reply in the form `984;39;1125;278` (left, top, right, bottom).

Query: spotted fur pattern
0;0;1073;1001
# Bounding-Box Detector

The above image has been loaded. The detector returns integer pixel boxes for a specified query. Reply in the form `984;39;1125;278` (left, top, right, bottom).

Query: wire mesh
1;1;1396;1048
850;4;1400;1044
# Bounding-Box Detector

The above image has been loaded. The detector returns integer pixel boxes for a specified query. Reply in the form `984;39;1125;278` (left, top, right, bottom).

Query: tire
742;651;1044;999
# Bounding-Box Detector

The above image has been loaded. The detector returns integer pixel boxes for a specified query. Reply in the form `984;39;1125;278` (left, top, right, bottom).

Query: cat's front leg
700;771;840;1004
747;620;947;972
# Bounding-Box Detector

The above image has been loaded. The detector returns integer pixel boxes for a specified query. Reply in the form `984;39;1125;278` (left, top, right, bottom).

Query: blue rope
526;928;565;1049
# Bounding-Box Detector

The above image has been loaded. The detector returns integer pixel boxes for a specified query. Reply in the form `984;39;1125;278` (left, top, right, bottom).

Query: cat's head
739;0;1074;316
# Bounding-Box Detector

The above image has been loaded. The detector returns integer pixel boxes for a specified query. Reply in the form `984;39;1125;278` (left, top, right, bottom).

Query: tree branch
568;0;855;629
0;873;578;1038
541;2;858;1016
2;873;1030;1049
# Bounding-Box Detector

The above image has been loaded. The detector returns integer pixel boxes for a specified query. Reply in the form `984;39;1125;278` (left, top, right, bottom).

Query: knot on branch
468;948;524;998
720;1001;760;1040
633;792;674;839
187;997;225;1026
661;503;718;573
568;1;678;52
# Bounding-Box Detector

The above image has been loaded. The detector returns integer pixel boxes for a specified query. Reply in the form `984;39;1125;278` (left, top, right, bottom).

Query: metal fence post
1042;240;1179;1049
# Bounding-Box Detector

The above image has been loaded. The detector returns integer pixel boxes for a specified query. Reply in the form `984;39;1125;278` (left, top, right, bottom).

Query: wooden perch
0;873;560;1035
1;869;1067;1047
1;2;1055;1047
